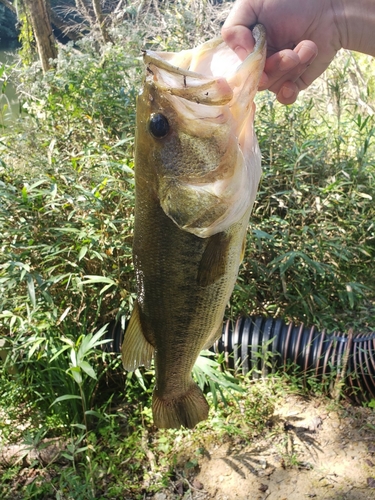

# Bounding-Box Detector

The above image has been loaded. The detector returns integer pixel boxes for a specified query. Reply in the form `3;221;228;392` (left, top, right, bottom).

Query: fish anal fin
152;382;209;429
121;301;154;371
197;232;231;287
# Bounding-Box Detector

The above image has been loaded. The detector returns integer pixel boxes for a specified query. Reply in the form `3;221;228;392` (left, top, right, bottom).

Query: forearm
335;0;375;56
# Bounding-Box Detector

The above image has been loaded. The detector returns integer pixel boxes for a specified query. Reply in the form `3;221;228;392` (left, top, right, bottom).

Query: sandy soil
153;395;375;500
2;394;375;499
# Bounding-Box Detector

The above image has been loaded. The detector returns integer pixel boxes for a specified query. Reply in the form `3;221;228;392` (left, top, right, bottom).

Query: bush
233;53;375;331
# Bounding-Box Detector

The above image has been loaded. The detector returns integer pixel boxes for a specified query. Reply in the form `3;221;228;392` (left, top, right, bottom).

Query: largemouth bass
122;25;266;429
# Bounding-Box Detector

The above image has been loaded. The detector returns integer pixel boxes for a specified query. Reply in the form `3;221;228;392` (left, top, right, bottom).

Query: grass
237;53;375;330
0;0;374;498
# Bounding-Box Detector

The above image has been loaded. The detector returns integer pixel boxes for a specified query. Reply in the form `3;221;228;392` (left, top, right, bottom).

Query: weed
0;1;374;498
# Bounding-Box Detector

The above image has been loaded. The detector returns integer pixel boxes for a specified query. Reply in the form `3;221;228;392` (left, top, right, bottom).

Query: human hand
222;0;343;104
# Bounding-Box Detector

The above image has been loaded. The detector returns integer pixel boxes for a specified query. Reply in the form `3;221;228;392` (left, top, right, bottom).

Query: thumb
222;1;257;60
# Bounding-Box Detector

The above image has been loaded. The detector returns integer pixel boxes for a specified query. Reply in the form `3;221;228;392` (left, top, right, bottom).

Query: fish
122;25;266;429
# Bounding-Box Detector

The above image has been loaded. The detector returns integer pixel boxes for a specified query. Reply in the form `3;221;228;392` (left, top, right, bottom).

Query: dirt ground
153;395;375;500
2;394;375;499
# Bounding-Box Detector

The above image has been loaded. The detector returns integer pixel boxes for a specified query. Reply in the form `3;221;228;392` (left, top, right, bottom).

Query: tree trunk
23;0;57;72
92;0;111;43
0;0;80;42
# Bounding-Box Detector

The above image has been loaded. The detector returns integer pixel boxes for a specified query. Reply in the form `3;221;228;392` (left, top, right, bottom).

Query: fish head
136;25;266;237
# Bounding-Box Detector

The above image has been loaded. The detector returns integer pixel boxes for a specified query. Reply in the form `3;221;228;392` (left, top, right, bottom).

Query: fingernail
281;86;296;100
296;43;318;66
278;53;298;72
234;46;248;61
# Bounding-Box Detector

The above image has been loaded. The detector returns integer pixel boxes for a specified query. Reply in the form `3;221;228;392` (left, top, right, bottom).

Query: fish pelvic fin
152;382;209;429
121;301;154;371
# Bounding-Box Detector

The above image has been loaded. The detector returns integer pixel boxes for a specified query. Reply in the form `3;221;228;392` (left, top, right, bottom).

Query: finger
267;41;318;95
259;71;269;90
258;49;301;90
271;56;329;104
222;0;257;32
276;82;299;105
221;25;255;61
274;42;329;105
280;41;318;84
275;55;328;105
293;56;333;90
222;0;257;58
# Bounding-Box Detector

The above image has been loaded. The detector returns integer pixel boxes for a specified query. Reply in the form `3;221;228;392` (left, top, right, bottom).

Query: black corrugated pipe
104;316;375;404
213;316;375;404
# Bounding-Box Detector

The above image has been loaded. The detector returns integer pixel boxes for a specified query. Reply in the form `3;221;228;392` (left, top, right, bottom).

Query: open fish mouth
140;25;267;237
143;24;266;146
143;24;266;105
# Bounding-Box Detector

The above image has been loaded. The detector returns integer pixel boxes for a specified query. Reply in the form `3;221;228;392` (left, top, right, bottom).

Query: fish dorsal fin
121;301;154;371
197;232;231;287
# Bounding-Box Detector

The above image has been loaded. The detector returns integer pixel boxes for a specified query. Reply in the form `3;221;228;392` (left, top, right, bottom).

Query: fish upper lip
143;24;266;86
142;37;224;80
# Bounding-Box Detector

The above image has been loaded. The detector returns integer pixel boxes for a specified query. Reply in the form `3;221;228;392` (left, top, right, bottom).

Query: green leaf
48;345;69;364
81;275;117;286
99;283;116;294
21;185;28;202
50;394;82;406
71;423;86;430
346;283;354;309
78;245;88;261
70;349;77;367
134;368;148;391
111;137;134;149
70;366;83;384
78;325;110;357
85;410;104;418
79;360;97;380
356;192;372;200
76;446;89;453
27;338;45;358
26;274;36;308
252;229;272;239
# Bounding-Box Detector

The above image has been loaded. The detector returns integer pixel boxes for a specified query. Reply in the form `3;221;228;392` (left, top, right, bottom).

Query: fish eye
149;113;169;138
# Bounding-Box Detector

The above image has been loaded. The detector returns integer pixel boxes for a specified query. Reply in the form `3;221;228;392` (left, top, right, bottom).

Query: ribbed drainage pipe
213;316;375;404
105;316;375;403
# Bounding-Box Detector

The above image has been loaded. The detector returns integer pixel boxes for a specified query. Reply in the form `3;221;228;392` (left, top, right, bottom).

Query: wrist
333;0;375;56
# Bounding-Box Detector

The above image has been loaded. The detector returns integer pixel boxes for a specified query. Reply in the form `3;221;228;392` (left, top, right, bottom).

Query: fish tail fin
121;301;154;371
152;382;209;429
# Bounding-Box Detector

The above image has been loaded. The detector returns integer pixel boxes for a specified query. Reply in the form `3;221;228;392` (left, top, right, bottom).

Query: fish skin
122;25;266;429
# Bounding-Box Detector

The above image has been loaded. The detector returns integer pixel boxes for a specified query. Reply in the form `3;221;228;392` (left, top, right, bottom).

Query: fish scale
122;25;266;429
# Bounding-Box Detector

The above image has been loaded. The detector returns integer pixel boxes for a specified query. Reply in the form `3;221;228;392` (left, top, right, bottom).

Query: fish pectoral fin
121;301;154;371
152;381;209;429
197;231;231;287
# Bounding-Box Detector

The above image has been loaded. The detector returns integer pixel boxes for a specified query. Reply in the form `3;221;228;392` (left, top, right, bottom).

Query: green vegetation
0;1;374;498
244;56;375;330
